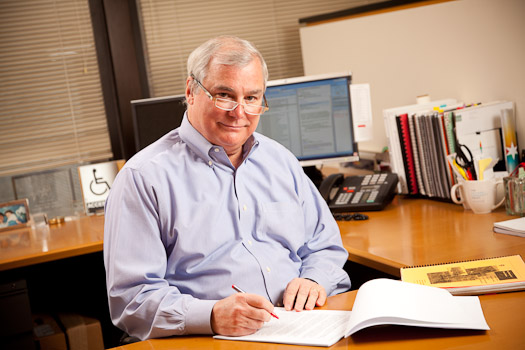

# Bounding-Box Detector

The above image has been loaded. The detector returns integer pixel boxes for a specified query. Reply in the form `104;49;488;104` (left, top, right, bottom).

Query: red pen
465;168;473;180
232;284;279;319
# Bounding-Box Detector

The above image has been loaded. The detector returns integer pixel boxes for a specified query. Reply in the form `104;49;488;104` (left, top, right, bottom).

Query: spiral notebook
400;255;525;295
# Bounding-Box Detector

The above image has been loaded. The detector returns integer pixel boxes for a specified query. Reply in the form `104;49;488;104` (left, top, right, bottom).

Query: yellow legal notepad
400;255;525;295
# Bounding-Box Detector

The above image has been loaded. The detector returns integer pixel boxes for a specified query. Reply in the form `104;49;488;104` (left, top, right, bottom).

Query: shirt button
243;205;247;211
266;266;271;273
214;148;220;152
208;160;213;166
248;240;253;246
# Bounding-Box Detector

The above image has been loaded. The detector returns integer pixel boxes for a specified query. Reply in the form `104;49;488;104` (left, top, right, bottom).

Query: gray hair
187;36;268;91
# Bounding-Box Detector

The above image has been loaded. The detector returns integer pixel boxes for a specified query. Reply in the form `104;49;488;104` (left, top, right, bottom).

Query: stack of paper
494;217;525;237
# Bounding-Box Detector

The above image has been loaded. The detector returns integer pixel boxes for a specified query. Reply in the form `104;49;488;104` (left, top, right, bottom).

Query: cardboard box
57;313;104;350
33;314;67;350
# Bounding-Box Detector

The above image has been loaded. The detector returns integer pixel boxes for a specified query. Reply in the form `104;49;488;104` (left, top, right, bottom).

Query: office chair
119;332;140;345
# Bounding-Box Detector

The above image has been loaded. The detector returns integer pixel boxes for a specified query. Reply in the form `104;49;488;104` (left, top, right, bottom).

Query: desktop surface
1;198;523;277
337;196;525;277
0;215;104;271
3;198;525;349
108;289;525;350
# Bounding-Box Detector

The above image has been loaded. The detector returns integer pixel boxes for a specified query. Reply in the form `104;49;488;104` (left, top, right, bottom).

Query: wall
300;0;525;154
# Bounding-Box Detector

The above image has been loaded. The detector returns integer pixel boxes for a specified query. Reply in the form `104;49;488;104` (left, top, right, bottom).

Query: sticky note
477;158;493;180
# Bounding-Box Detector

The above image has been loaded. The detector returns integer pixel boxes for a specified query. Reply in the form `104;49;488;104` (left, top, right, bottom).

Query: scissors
455;143;477;180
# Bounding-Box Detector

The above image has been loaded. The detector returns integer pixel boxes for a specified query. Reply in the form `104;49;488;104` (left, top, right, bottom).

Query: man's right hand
211;293;275;336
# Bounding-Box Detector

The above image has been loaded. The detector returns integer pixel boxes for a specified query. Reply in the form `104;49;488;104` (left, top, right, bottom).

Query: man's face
185;57;265;156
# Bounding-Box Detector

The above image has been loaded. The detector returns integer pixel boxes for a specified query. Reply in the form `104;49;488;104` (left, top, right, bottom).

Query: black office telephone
319;173;398;212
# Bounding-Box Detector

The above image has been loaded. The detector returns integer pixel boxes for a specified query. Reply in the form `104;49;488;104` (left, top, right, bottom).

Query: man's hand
283;278;327;311
211;293;275;336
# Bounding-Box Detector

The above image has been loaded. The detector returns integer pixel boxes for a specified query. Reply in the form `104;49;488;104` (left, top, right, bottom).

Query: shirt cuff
184;299;217;335
300;270;332;296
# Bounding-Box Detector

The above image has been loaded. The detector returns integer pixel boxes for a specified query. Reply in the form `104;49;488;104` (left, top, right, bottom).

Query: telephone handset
319;173;398;212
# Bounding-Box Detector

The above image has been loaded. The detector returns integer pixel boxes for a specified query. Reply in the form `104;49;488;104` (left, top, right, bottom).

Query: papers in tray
213;279;489;347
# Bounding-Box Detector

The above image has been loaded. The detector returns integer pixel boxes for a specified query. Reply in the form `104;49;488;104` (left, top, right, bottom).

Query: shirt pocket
257;201;306;253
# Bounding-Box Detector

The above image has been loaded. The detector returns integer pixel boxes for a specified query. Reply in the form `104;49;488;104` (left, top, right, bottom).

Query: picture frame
0;198;30;233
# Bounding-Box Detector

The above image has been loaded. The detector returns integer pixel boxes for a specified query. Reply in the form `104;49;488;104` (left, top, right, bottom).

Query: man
104;36;351;340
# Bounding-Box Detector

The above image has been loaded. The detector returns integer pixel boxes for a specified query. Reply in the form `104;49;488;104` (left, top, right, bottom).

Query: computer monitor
256;72;358;167
130;95;186;153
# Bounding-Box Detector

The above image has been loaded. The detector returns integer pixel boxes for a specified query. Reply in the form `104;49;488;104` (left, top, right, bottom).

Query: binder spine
398;114;418;194
408;114;425;195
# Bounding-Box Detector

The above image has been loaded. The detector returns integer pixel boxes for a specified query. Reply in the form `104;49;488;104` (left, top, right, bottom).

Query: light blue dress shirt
104;114;351;340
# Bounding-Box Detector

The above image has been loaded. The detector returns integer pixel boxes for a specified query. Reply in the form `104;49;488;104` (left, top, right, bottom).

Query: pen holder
504;176;525;217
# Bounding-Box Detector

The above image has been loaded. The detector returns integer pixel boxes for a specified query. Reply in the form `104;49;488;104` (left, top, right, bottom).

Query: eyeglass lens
214;98;265;115
192;74;267;115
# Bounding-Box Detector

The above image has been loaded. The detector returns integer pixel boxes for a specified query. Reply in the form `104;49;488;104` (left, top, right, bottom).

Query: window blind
137;0;375;97
0;0;112;177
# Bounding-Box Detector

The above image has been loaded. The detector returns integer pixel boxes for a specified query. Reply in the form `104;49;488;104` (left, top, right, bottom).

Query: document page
214;279;489;347
214;308;351;347
344;279;489;337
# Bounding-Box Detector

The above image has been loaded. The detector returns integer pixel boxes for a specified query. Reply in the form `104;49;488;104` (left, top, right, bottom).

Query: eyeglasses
191;74;269;116
333;213;369;221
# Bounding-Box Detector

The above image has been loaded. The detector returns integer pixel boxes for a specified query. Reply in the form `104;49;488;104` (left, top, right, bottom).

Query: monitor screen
130;95;186;154
256;72;358;167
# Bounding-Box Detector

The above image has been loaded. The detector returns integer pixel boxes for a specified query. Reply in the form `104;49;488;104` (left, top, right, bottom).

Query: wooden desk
108;289;525;350
2;198;523;278
338;197;525;277
3;197;522;348
0;215;104;271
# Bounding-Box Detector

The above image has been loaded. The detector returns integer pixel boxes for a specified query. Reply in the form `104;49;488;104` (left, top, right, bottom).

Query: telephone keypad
335;192;352;205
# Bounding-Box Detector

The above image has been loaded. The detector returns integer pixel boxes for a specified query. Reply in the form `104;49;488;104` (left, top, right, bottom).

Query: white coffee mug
451;178;470;210
451;179;505;214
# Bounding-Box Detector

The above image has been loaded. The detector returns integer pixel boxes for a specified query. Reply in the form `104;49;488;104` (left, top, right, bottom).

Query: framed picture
0;199;30;232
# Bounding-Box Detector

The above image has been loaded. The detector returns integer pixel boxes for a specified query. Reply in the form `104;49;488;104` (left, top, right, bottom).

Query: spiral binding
400;254;522;270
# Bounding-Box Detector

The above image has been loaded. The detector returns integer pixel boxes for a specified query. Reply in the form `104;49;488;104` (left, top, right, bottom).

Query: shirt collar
179;112;260;166
242;134;259;160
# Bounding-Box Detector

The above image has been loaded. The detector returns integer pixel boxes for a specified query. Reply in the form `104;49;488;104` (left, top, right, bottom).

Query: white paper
344;279;489;337
494;217;525;234
213;279;489;347
350;83;373;142
214;308;351;347
460;129;503;165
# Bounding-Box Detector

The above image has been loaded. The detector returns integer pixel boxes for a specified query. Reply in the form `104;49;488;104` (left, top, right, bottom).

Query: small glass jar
504;176;525;216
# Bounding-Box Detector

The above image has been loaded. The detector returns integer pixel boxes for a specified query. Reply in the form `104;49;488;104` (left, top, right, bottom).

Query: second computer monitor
256;72;358;167
130;95;186;154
